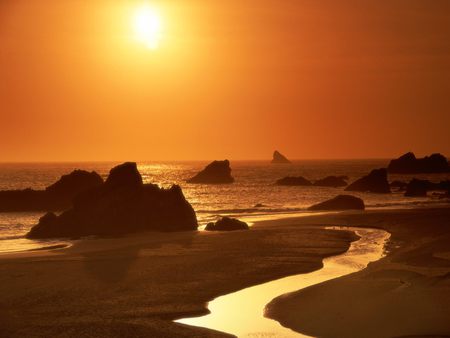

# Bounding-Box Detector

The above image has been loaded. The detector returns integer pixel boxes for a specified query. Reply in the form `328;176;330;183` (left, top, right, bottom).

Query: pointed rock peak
105;162;143;188
271;150;291;164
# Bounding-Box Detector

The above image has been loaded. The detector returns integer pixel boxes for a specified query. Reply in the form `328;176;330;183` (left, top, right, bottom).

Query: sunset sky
1;0;449;161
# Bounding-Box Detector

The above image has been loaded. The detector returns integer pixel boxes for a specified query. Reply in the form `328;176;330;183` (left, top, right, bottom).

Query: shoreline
265;207;450;338
0;206;449;337
1;201;448;255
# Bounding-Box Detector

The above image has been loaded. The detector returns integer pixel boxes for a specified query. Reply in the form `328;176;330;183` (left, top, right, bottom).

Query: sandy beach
0;207;449;337
266;207;450;338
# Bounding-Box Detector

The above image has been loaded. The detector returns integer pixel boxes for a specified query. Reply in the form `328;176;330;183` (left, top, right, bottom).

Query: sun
133;5;162;50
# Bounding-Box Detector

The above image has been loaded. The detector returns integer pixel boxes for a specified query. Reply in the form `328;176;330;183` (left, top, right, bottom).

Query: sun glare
133;5;162;50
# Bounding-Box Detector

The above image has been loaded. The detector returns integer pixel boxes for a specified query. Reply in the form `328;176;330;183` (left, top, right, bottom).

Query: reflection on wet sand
176;227;390;337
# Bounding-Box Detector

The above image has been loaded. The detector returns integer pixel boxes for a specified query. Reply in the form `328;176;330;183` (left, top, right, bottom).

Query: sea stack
388;152;450;173
345;168;391;194
187;160;234;184
27;162;198;239
271;150;291;164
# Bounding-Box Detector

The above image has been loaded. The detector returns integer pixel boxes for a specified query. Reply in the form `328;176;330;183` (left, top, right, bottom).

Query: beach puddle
176;227;390;337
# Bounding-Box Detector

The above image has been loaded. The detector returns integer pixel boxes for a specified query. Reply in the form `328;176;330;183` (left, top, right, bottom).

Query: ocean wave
366;199;449;208
196;207;306;214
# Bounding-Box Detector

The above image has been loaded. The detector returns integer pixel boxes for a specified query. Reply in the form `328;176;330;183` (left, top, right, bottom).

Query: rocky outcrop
27;162;198;239
276;176;312;186
404;179;430;197
404;179;450;197
345;168;390;194
308;195;365;211
0;170;103;212
388;152;449;174
271;151;291;164
313;176;348;187
187;160;234;184
205;217;249;231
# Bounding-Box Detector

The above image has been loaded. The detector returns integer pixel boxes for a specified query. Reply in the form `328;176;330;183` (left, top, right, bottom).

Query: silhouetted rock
388;152;449;173
271;151;291;164
105;162;142;188
405;179;430;197
46;170;103;199
308;195;365;211
205;217;249;231
0;170;103;212
313;176;347;187
254;203;267;208
403;179;449;197
27;163;198;239
187;160;234;184
276;176;312;186
390;180;408;191
345;168;390;194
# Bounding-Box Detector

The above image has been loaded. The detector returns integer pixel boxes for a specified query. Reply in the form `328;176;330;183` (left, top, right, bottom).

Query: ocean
0;160;448;253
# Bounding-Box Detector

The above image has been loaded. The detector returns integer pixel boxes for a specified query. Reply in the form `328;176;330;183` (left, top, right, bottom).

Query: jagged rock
27;163;198;239
0;170;103;212
313;176;348;187
388;152;449;173
271;151;291;164
345;168;390;194
205;217;249;231
276;176;312;186
404;179;430;197
187;160;234;184
308;195;365;211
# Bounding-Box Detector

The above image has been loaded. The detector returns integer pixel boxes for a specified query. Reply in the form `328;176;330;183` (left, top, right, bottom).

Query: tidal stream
176;227;390;337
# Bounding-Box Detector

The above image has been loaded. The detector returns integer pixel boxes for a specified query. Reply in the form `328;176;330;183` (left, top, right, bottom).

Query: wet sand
0;207;449;337
266;207;450;338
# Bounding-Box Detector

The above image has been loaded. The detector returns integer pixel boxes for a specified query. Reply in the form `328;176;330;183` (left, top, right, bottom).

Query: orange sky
1;0;449;161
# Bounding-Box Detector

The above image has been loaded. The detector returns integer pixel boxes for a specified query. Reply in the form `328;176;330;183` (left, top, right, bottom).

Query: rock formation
276;176;312;186
205;217;249;231
27;162;198;239
271;151;291;164
345;168;390;193
313;176;348;187
187;160;234;184
404;179;430;197
404;179;450;197
388;152;449;173
0;170;103;212
308;195;365;211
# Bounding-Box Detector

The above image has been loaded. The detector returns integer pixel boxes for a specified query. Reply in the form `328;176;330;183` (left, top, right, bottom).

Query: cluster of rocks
27;163;198;239
0;170;103;212
388;152;449;174
276;175;348;187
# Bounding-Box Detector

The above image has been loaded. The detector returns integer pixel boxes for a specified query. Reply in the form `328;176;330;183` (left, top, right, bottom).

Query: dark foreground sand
0;207;449;337
266;207;450;338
